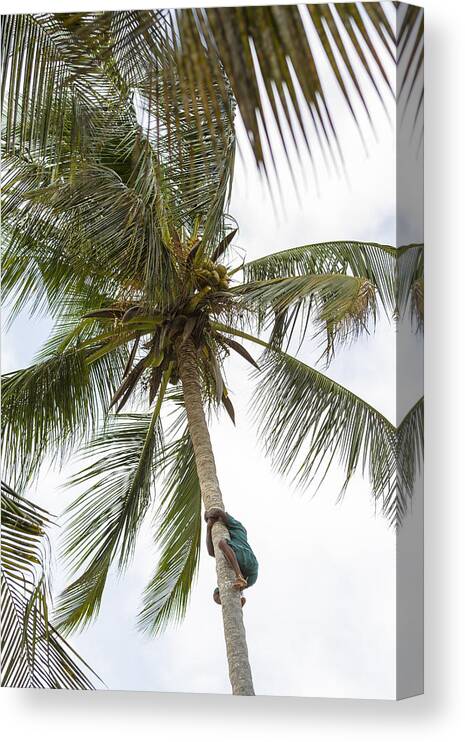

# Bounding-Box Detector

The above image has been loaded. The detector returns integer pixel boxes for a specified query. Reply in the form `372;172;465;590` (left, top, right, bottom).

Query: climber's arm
206;518;215;557
204;507;229;525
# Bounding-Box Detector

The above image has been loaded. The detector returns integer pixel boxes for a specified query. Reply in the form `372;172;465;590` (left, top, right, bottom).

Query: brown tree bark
177;337;255;696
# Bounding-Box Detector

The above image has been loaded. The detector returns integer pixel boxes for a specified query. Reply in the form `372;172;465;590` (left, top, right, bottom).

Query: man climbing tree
205;509;259;608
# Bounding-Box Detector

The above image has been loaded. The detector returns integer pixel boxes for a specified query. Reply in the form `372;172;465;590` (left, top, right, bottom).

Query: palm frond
1;481;98;688
84;9;236;248
242;241;424;337
397;244;423;328
138;425;201;635
3;6;423;186
1;13;124;161
397;4;424;137
1;151;137;322
252;350;421;526
2;39;236;313
56;376;169;633
104;3;423;175
1;326;127;488
216;334;260;371
386;397;424;526
170;4;394;171
235;272;377;356
243;241;398;315
52;6;396;176
2;145;178;316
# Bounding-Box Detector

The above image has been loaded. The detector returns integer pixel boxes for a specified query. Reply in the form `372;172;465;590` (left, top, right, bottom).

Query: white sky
1;3;423;700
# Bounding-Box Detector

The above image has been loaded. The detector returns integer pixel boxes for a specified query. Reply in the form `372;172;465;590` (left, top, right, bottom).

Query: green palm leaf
1;13;124;161
3;6;424;181
251;349;422;527
241;241;423;338
66;5;397;174
398;5;424;135
138;425;201;635
1;481;98;688
1;327;127;488
1;152;136;322
2;49;236;316
396;244;424;328
56;380;168;633
235;272;377;356
171;4;394;171
387;397;424;526
243;240;397;311
253;349;394;495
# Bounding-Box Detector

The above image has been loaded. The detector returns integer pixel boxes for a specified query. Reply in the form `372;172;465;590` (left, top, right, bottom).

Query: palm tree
1;481;99;688
1;196;423;694
1;8;423;694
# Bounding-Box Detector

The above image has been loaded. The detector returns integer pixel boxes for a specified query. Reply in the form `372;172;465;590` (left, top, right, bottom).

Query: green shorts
228;541;259;587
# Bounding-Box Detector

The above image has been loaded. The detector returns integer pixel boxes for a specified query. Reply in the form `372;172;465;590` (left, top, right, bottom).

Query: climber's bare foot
213;588;246;608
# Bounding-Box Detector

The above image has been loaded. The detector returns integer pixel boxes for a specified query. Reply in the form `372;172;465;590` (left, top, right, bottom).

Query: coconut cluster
195;259;230;291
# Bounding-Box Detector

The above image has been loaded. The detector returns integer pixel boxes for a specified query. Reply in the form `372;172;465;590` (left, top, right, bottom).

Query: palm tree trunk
177;337;255;696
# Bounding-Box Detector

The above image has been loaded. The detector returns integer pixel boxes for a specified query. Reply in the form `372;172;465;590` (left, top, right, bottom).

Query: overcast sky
1;3;423;700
